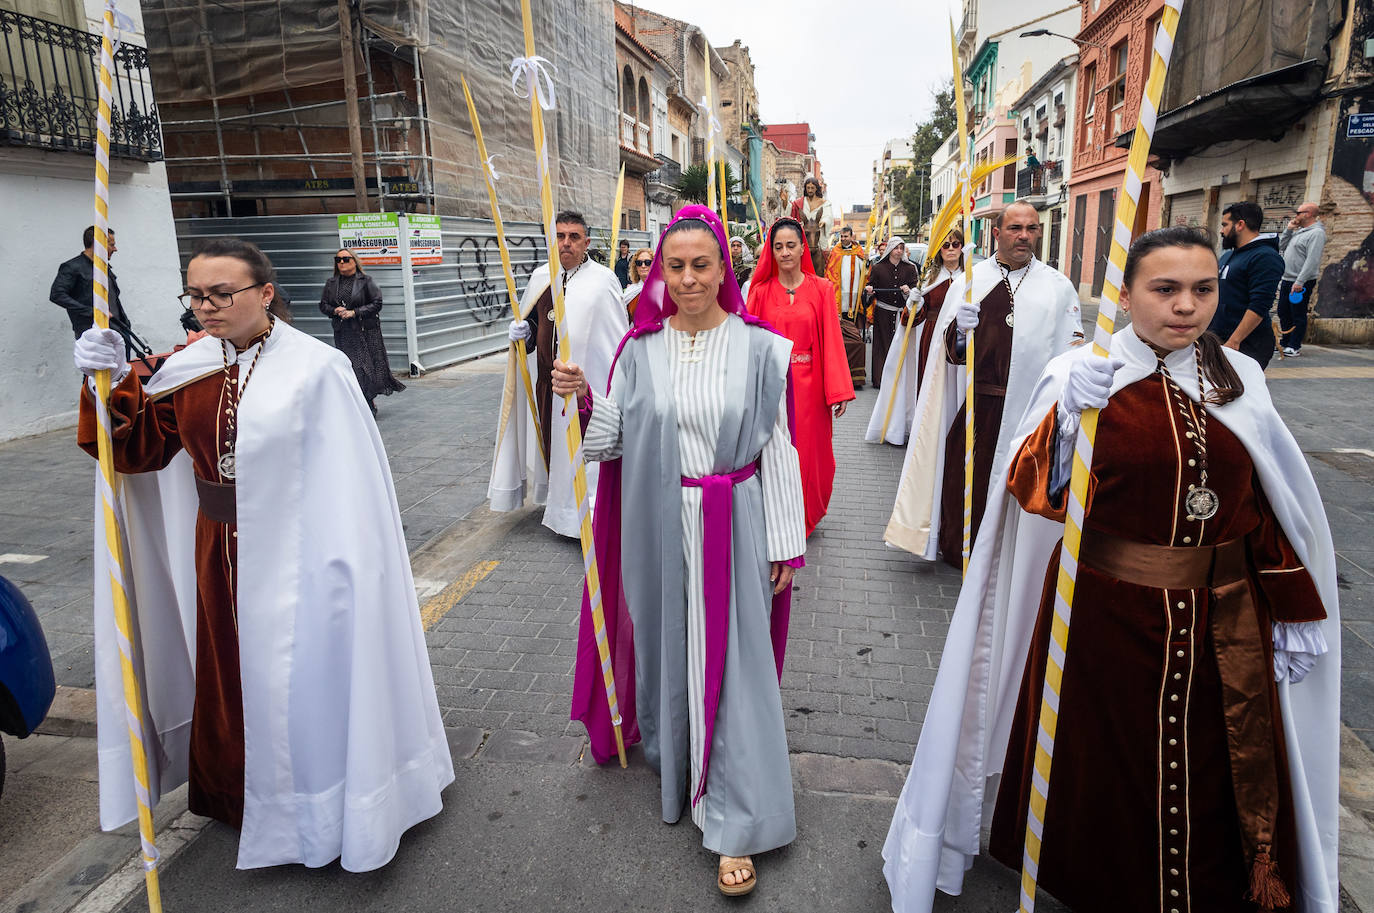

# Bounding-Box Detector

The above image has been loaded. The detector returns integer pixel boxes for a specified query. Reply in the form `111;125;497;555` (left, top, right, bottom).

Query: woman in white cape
882;227;1340;913
75;238;453;872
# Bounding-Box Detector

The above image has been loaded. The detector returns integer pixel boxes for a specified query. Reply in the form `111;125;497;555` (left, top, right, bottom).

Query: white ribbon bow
484;153;503;182
103;0;138;56
696;96;723;139
510;55;557;111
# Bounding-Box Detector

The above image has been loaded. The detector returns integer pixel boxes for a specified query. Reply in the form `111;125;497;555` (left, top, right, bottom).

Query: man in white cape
885;203;1082;565
488;211;626;538
87;320;454;872
881;327;1341;913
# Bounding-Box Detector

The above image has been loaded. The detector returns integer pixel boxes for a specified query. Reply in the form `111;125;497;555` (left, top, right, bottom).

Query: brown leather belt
1079;528;1246;589
195;475;236;524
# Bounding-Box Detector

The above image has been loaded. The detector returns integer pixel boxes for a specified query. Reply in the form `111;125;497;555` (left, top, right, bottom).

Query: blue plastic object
0;574;55;738
1289;290;1305;304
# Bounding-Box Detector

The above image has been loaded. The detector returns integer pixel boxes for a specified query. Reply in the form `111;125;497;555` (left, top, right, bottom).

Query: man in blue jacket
1209;201;1283;368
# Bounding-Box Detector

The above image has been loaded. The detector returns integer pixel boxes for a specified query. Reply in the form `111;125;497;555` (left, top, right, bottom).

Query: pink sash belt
681;460;759;806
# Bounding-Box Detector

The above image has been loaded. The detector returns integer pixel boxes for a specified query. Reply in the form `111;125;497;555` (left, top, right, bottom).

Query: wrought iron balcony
645;153;682;204
1016;165;1047;201
0;9;162;160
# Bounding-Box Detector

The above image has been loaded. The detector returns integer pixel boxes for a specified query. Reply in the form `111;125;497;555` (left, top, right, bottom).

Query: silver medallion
1005;311;1015;328
1185;485;1219;521
217;451;237;480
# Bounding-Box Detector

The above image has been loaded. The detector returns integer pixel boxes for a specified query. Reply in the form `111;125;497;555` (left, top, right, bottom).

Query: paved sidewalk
3;341;1374;911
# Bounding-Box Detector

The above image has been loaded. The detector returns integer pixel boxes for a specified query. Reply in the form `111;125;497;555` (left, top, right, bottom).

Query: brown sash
1079;528;1286;904
195;475;236;524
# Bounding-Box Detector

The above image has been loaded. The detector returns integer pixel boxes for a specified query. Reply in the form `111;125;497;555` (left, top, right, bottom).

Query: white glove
508;319;531;343
74;327;128;382
1273;650;1317;684
954;297;980;334
1058;354;1124;420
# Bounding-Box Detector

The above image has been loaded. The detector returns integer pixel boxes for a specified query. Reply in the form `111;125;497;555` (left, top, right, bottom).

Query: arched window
622;66;636;119
638;77;650;127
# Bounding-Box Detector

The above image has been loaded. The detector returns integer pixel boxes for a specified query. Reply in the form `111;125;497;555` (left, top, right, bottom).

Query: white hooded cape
884;257;1082;558
866;267;959;446
882;328;1341;913
487;259;627;538
92;322;454;871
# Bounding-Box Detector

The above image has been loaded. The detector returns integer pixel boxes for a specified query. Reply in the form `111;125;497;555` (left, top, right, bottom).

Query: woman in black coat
318;249;405;414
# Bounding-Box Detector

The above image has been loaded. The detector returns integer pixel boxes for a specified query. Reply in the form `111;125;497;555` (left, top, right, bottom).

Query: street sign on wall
338;213;401;265
1349;113;1374;139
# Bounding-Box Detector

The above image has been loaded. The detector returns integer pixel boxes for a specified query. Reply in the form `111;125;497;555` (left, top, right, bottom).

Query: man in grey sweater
1277;202;1326;356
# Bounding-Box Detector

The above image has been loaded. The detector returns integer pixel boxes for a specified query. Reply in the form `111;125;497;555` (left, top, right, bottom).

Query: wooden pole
338;0;368;212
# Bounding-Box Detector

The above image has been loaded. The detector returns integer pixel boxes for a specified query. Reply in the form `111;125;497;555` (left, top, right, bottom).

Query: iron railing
0;9;162;160
1017;165;1047;198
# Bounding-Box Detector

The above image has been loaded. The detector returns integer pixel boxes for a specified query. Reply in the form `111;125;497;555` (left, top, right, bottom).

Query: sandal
718;855;756;896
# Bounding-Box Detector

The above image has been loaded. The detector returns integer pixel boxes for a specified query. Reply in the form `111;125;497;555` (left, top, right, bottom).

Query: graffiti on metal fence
452;234;546;326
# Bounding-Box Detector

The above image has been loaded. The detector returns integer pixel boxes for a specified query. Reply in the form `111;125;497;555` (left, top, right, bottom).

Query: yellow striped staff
877;157;1015;442
1016;2;1184;910
609;163;626;265
461;75;545;467
717;157;729;232
514;0;627;767
89;3;164;909
948;19;976;576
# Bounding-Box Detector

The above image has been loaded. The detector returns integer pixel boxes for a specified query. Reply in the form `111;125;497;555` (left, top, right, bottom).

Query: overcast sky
621;0;964;212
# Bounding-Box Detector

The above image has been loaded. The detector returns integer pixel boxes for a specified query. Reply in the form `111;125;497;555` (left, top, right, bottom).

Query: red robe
748;227;855;536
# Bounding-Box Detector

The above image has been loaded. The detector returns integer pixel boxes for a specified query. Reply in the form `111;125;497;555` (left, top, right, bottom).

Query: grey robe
584;315;802;856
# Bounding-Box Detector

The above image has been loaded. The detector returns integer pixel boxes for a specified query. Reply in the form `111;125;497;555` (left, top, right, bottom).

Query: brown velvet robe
914;277;953;389
987;375;1325;913
77;342;268;829
867;257;921;391
937;280;1013;568
529;286;556;471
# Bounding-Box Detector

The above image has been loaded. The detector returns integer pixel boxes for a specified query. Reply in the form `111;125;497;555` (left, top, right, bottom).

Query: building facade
1155;0;1374;338
145;0;621;225
1011;55;1078;268
614;15;663;232
2;0;184;442
1065;0;1167;298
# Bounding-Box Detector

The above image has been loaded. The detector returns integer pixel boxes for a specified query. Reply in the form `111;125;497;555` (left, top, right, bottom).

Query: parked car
0;574;56;797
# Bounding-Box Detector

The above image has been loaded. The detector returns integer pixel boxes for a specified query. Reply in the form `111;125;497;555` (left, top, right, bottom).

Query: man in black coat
50;225;133;343
1209;201;1283;369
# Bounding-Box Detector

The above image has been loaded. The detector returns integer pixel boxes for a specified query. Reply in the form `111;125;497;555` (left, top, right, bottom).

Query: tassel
1247;845;1291;912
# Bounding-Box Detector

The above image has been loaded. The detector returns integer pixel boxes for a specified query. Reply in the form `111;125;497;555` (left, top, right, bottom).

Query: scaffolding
142;0;621;223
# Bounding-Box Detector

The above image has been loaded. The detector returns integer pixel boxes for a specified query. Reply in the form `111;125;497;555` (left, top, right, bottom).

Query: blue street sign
1349;114;1374;138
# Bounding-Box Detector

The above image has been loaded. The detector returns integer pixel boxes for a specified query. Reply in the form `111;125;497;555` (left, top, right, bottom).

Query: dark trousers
871;306;898;389
1278;280;1311;350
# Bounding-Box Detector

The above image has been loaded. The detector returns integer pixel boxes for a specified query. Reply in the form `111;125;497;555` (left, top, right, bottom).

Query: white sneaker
1282;347;1299;357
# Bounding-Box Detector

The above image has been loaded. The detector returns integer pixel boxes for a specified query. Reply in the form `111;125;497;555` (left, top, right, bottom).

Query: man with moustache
886;201;1083;568
489;210;627;538
1209;200;1284;369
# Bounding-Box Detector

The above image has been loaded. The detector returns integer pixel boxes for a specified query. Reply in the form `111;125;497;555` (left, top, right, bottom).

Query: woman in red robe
747;218;855;535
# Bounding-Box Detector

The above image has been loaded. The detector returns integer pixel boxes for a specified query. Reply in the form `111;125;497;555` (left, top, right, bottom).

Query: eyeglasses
178;283;263;311
634;259;653;267
942;241;964;250
334;256;354;263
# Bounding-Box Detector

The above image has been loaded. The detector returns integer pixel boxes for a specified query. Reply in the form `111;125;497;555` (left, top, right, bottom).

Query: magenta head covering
630;205;746;329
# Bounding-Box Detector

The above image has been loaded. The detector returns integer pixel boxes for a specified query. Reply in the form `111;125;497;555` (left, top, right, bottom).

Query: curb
1341;725;1374;912
35;686;97;739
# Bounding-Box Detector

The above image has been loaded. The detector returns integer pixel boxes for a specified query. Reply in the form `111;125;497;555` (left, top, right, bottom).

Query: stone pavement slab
109;748;1067;913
